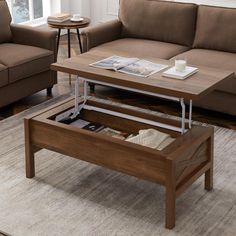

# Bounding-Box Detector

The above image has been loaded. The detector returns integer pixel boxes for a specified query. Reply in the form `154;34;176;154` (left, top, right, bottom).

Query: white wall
87;0;236;24
52;0;236;23
69;0;91;17
90;0;119;24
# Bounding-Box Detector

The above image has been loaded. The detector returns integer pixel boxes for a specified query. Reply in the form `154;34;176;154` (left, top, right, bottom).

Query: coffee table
24;50;233;229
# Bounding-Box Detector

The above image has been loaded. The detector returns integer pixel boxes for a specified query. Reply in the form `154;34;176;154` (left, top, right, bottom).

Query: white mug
72;14;81;19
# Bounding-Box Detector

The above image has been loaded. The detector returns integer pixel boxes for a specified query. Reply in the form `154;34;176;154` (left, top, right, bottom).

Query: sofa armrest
11;24;57;61
81;19;122;52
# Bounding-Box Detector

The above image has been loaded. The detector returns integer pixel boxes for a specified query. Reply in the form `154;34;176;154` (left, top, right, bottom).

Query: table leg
25;119;35;178
57;29;61;57
76;28;83;54
67;29;72;85
67;29;71;58
205;134;214;191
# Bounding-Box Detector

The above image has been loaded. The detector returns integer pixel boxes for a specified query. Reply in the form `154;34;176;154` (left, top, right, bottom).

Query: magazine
98;127;130;140
70;119;104;132
90;56;168;78
70;119;90;128
119;59;168;77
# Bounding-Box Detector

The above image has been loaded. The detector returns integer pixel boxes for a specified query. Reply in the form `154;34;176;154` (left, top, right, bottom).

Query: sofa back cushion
0;0;12;43
119;0;198;47
193;5;236;53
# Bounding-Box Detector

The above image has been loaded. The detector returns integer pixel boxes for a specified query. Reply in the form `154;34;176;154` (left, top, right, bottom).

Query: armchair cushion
0;44;54;83
0;0;12;43
90;38;189;60
0;64;8;88
119;0;198;47
193;5;236;53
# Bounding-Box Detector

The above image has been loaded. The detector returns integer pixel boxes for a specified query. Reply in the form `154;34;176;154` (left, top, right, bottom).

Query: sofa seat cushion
90;38;189;60
193;5;236;53
0;43;54;83
0;64;8;88
171;49;236;94
119;0;198;47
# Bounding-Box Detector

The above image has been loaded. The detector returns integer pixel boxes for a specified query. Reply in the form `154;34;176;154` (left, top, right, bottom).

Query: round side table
48;17;90;85
48;17;90;57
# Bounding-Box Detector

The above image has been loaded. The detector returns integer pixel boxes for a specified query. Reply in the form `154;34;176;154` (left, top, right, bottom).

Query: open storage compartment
24;97;214;229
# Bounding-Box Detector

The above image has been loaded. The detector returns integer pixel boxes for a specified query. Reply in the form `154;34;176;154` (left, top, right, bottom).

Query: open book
90;56;168;78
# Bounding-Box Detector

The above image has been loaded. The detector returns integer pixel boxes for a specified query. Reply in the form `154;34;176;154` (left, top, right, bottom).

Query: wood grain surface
48;17;90;29
51;50;234;100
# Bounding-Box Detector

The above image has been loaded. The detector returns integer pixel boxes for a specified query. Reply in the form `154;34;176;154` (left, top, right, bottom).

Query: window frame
6;0;51;25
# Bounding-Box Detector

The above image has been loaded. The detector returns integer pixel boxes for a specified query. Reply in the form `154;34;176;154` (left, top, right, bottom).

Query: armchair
0;0;57;108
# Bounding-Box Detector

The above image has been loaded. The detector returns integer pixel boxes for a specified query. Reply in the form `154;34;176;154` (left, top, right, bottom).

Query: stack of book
69;118;130;140
47;13;71;23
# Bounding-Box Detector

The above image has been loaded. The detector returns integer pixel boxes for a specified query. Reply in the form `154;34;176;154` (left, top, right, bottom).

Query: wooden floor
0;34;235;130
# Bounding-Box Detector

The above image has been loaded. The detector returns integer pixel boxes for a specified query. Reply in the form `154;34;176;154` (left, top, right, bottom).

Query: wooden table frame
25;51;233;229
25;98;214;229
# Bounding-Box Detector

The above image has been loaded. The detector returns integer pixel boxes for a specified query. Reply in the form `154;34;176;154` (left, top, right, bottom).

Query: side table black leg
76;28;83;54
57;29;61;57
67;29;72;85
67;29;71;58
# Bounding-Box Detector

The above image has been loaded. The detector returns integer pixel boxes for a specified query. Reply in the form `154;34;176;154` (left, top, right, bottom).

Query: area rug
0;95;236;236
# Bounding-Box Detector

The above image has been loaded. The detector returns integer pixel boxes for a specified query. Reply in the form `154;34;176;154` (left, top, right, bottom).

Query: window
6;0;49;24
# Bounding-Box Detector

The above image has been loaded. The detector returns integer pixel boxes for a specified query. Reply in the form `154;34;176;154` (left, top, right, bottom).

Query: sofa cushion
0;0;12;43
119;0;198;47
171;49;236;95
193;5;236;53
0;43;54;83
194;91;236;116
90;38;189;60
0;64;8;88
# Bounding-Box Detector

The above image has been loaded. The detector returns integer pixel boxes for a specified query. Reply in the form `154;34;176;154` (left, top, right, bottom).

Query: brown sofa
0;0;57;108
81;0;236;116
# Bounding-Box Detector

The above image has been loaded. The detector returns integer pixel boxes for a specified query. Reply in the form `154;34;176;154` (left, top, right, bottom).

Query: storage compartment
52;100;180;151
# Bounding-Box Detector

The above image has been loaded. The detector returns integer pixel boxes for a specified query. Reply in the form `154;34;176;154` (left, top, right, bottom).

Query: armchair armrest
81;19;122;52
11;24;57;61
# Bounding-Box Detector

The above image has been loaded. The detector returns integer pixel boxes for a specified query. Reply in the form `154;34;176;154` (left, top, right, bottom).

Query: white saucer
70;17;84;22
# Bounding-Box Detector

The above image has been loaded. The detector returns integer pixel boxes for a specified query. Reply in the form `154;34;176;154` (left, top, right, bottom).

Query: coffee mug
72;14;81;19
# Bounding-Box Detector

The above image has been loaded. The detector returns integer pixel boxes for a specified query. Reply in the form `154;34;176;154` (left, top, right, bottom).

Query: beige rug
0;95;236;236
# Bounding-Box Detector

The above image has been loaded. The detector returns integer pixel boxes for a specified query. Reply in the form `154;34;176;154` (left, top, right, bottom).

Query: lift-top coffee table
24;50;234;229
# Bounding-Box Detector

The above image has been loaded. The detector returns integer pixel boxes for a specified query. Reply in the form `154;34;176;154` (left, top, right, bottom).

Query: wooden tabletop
48;17;90;29
51;50;234;100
